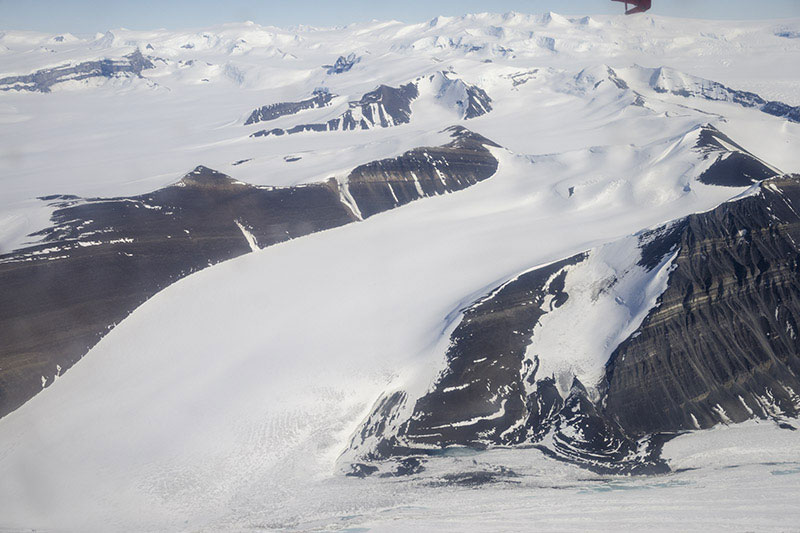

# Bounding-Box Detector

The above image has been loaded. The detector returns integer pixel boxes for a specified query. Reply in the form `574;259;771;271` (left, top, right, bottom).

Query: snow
429;400;509;429
336;422;800;532
0;10;799;531
524;232;679;399
234;219;260;251
0;134;774;529
0;14;799;254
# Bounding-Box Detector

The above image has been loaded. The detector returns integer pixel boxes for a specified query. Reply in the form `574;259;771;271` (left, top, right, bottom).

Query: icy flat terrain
1;11;799;531
263;421;800;532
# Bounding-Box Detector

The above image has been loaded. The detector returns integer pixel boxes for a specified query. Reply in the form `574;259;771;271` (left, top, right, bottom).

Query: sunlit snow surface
2;13;800;251
1;11;800;531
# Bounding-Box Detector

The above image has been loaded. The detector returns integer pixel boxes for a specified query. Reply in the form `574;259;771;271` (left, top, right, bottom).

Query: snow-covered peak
418;71;492;119
644;65;749;102
92;30;116;48
535;11;571;26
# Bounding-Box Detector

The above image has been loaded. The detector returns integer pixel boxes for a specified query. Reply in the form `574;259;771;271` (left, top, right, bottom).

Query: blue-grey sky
2;0;799;34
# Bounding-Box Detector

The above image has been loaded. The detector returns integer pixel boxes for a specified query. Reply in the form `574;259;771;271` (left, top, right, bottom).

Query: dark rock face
346;463;379;478
324;53;360;74
695;125;779;187
386;255;583;452
347;252;670;474
345;83;418;127
251;83;419;137
762;101;800;123
776;30;800;39
432;467;520;486
244;89;334;125
604;175;800;435
462;83;492;119
249;73;491;138
345;126;499;218
0;49;154;92
347;146;800;474
0;166;356;419
428;71;493;119
0;129;500;419
605;66;630;90
507;69;539;88
531;380;671;475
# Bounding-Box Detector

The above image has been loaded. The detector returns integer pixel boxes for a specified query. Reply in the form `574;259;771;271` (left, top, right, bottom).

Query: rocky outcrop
244;89;334;125
250;73;491;138
648;66;800;123
463;84;492;118
344;83;418;127
0;128;500;419
251;82;419;137
345;126;499;218
426;71;492;119
346;249;671;474
0;49;154;92
356;255;582;456
604;175;800;435
345;171;800;475
695;125;780;187
324;53;360;74
0;167;356;419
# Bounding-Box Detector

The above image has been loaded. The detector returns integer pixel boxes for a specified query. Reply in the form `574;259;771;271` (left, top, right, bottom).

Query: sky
1;0;799;34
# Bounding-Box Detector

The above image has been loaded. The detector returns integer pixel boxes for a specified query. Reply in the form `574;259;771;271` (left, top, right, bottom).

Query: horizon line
3;10;799;37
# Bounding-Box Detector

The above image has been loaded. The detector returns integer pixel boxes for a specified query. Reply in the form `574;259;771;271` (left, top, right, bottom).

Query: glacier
0;10;799;532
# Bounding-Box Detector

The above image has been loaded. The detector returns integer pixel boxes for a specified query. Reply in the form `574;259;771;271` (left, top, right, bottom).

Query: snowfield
1;10;799;531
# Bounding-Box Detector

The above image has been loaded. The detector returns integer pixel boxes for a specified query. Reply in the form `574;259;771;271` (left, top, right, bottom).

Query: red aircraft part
612;0;652;15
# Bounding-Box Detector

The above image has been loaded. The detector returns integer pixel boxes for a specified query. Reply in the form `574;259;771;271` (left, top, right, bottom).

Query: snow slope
0;11;799;531
0;138;786;529
2;13;799;252
523;229;680;401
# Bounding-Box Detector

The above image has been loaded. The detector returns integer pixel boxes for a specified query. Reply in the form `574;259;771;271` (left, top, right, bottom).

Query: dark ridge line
649;67;800;123
249;73;492;138
244;88;334;125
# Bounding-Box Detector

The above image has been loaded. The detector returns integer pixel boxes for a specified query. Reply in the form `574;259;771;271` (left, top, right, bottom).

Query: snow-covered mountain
1;11;800;531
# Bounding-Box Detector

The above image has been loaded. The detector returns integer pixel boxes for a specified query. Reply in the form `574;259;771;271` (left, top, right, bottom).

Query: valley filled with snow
1;10;800;532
